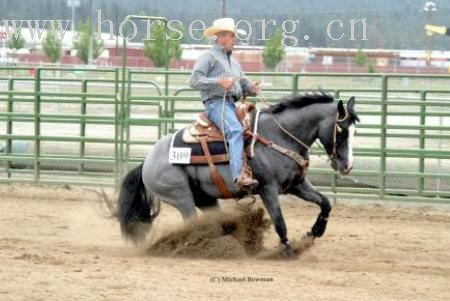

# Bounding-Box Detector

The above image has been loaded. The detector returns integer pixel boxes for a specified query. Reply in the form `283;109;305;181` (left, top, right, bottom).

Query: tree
368;62;376;73
42;28;62;63
262;29;285;71
354;48;368;67
73;18;104;64
144;23;183;68
7;29;25;50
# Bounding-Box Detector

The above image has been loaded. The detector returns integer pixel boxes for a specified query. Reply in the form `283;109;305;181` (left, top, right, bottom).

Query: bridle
259;94;350;163
329;106;349;161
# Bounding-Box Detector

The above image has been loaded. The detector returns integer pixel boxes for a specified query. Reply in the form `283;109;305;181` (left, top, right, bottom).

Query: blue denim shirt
189;44;254;102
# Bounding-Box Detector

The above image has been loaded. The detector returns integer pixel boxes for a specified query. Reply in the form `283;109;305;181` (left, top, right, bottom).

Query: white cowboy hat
204;18;237;37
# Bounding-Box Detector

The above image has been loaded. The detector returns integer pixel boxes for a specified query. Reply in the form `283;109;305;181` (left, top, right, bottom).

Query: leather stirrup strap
199;137;233;198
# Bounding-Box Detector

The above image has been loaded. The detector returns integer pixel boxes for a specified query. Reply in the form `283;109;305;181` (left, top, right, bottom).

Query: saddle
182;101;256;146
178;101;256;198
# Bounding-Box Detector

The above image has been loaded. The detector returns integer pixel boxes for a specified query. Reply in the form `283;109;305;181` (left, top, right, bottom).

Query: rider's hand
218;77;235;90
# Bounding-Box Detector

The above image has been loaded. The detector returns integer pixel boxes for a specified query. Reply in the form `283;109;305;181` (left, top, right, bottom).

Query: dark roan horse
115;93;359;258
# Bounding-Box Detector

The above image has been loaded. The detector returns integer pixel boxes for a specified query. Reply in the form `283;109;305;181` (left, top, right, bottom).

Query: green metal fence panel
0;66;121;186
0;66;449;204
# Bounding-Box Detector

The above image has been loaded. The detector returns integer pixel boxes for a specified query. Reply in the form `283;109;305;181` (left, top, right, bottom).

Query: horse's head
318;96;359;175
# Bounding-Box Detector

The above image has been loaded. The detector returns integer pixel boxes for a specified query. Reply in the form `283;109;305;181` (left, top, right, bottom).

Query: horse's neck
256;109;320;155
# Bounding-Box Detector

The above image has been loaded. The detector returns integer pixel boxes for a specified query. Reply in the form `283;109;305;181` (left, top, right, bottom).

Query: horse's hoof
282;246;297;260
310;215;328;237
304;232;316;243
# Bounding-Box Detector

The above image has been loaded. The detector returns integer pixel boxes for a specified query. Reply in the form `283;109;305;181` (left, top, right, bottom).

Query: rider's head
215;31;236;53
204;18;237;53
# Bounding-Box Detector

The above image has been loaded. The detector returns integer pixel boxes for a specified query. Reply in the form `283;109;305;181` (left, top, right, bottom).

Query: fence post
292;73;298;95
79;80;87;174
119;69;127;180
34;68;41;182
114;69;120;186
380;75;388;198
124;71;132;172
419;91;426;195
6;78;14;178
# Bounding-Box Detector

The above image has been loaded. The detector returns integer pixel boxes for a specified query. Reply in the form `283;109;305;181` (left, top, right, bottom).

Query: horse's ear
337;100;347;120
347;96;355;109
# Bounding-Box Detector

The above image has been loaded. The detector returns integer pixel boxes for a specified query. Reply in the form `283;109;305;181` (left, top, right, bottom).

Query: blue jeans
205;99;244;181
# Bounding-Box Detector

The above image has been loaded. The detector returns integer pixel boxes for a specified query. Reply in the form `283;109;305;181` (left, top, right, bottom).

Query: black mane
264;92;335;114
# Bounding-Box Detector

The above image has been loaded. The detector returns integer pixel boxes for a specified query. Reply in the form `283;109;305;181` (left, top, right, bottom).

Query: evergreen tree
73;18;104;64
7;29;25;50
42;27;62;63
354;48;368;66
143;23;183;68
262;29;285;71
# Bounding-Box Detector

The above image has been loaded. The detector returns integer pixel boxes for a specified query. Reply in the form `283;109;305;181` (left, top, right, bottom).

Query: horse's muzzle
342;166;353;175
331;160;352;175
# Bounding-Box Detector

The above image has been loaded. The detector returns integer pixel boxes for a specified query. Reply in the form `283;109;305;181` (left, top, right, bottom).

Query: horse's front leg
259;183;296;259
289;178;332;238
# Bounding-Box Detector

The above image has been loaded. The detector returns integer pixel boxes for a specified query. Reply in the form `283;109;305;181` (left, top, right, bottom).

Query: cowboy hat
204;18;237;37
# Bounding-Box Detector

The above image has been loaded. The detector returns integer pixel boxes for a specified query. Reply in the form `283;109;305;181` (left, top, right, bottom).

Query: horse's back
140;133;238;200
141;135;179;191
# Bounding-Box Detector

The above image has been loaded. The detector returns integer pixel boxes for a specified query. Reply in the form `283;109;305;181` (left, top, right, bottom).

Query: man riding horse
114;18;359;259
190;17;261;189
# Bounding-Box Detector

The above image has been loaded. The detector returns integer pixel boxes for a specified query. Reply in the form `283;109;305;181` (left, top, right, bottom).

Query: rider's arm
240;71;258;96
189;53;221;89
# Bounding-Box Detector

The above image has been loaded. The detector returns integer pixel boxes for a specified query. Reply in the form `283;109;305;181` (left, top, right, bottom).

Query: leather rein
250;96;349;175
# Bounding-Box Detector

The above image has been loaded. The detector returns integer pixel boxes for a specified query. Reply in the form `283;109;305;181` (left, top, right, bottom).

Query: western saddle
181;101;256;198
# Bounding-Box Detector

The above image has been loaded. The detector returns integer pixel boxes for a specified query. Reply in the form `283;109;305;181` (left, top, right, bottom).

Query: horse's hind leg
189;179;219;210
162;189;197;221
289;178;332;238
193;192;219;211
142;162;197;222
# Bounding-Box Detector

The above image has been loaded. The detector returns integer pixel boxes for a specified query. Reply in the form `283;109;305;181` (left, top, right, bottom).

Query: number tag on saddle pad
169;147;191;164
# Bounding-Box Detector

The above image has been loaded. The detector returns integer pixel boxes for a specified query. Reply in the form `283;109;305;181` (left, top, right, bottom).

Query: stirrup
234;177;259;190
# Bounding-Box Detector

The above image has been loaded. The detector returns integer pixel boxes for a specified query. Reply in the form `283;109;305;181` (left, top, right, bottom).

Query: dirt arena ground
0;183;449;301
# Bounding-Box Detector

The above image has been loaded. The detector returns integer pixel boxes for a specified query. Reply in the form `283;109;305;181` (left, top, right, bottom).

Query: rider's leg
205;99;243;181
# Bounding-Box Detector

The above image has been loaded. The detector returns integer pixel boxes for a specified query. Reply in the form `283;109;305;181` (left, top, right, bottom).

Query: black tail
115;163;160;244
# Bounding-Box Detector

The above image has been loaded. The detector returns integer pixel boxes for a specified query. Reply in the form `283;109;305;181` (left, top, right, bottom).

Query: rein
256;94;311;151
246;94;312;181
255;93;348;163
